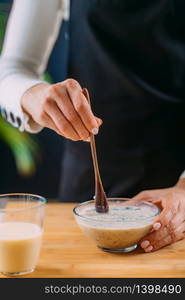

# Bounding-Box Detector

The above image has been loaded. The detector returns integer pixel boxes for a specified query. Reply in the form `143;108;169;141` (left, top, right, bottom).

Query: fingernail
92;128;99;135
140;240;150;248
153;222;161;230
144;245;153;253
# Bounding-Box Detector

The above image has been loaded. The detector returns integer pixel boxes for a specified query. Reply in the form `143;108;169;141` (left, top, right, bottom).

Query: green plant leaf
0;117;41;176
42;72;53;83
0;3;52;177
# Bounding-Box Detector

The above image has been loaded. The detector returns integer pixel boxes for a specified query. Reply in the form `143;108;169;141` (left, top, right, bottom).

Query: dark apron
59;0;185;202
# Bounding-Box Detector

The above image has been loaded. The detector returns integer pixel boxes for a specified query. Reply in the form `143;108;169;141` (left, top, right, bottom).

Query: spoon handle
90;133;108;212
82;88;109;213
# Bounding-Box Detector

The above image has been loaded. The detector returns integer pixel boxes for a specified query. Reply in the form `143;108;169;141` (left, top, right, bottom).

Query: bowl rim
0;193;47;212
73;198;160;222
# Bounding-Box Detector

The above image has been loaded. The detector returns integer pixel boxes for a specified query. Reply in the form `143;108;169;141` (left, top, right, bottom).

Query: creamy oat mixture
75;201;159;250
79;201;158;228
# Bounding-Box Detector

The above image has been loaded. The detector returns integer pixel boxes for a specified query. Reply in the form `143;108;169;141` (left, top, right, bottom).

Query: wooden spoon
82;88;109;213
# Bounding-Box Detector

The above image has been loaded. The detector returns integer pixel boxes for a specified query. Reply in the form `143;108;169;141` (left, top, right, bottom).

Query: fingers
140;226;172;252
41;112;61;135
29;79;103;141
140;225;168;248
44;80;102;141
53;86;90;140
153;222;161;230
122;198;142;206
153;207;173;227
152;194;180;227
96;117;103;127
143;227;185;252
132;191;162;208
132;190;169;213
145;235;172;252
134;188;185;253
22;80;102;140
174;221;185;237
132;190;161;201
65;79;99;134
132;188;171;202
45;99;80;141
140;208;184;252
140;206;173;252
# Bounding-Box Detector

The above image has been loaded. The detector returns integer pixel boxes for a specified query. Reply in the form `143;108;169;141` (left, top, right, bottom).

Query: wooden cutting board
0;202;185;278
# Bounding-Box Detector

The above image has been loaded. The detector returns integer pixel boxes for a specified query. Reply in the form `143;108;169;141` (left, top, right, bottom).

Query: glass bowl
73;198;160;253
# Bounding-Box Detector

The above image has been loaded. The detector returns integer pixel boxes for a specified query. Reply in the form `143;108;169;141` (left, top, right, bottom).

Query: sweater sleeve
0;0;66;132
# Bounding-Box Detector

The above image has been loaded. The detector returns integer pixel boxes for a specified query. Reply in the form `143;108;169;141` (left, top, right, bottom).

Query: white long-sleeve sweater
0;0;69;132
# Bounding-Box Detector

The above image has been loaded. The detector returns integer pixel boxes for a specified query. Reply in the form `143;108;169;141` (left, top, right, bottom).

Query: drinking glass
0;193;46;276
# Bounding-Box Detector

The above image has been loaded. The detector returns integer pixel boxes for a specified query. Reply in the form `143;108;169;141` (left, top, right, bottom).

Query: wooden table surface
1;202;185;278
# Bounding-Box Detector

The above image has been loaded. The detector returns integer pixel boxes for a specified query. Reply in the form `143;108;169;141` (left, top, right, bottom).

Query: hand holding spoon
82;88;109;213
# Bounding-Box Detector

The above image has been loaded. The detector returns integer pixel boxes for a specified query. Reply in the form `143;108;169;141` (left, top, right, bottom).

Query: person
0;0;185;253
